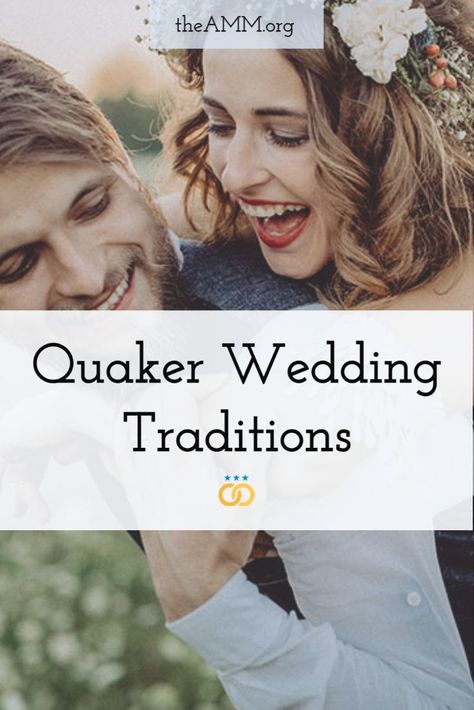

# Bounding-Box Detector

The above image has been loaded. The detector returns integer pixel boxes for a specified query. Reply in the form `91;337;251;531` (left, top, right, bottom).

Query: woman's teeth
239;201;308;218
96;270;132;311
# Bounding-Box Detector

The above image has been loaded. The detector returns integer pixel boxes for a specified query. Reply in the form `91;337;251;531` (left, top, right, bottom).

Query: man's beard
53;246;157;311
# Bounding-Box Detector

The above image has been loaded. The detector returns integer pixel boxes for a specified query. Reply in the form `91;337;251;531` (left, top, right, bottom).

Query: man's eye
208;123;234;137
0;249;39;284
77;191;110;221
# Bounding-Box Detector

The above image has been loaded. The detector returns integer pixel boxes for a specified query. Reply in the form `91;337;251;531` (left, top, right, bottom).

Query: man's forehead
0;160;117;247
0;158;114;185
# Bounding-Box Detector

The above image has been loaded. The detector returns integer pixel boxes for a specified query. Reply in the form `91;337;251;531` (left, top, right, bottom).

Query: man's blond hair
0;40;133;175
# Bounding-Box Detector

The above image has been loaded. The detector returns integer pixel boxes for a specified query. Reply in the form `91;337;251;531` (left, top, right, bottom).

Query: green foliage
98;95;162;155
0;532;232;710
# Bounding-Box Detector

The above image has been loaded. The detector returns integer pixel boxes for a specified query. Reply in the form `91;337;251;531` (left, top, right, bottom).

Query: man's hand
141;531;256;622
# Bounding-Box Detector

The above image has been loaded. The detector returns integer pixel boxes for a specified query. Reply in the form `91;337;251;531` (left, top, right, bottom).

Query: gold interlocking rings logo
218;482;255;507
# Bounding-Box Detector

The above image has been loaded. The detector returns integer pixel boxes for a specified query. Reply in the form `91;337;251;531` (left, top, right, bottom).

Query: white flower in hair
332;0;428;84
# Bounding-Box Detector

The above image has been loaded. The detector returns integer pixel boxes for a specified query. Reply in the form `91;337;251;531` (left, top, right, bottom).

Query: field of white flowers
0;532;233;710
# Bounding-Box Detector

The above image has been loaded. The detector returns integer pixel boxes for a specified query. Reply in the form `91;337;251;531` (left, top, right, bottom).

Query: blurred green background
0;531;233;710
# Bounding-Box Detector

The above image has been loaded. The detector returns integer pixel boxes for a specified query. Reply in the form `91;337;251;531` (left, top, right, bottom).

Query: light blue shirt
169;531;473;709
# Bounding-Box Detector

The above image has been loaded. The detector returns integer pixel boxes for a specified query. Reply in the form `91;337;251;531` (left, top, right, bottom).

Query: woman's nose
220;132;270;196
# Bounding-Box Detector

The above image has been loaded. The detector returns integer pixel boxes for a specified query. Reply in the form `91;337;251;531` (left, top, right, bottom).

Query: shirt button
406;591;422;607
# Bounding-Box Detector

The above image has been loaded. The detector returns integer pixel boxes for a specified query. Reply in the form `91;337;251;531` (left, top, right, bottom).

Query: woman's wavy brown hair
164;0;473;308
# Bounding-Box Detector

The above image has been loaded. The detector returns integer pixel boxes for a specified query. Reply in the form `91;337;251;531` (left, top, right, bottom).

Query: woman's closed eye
208;122;309;149
266;129;309;148
0;246;39;284
208;122;234;137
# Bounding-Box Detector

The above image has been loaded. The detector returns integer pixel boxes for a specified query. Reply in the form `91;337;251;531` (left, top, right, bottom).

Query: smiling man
0;40;181;312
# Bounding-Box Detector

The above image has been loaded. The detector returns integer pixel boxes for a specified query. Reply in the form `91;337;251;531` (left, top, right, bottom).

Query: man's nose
220;132;269;196
52;241;106;299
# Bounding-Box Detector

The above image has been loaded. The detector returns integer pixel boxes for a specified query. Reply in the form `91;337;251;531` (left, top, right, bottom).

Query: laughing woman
160;1;473;312
144;1;473;708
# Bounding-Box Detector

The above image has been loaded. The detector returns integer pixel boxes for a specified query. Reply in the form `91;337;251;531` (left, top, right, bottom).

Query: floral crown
328;0;473;151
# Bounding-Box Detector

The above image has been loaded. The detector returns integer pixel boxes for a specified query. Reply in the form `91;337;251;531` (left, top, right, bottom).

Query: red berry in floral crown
430;71;446;89
445;74;458;90
435;57;448;69
426;43;440;57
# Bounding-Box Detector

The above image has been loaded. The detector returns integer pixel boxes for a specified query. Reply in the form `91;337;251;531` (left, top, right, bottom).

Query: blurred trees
0;531;232;710
85;50;190;187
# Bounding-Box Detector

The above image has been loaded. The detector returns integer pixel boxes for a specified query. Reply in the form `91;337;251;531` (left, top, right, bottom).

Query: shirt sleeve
167;570;472;710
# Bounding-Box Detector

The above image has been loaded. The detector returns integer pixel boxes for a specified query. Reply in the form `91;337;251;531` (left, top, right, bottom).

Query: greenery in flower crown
325;1;473;154
397;20;473;155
